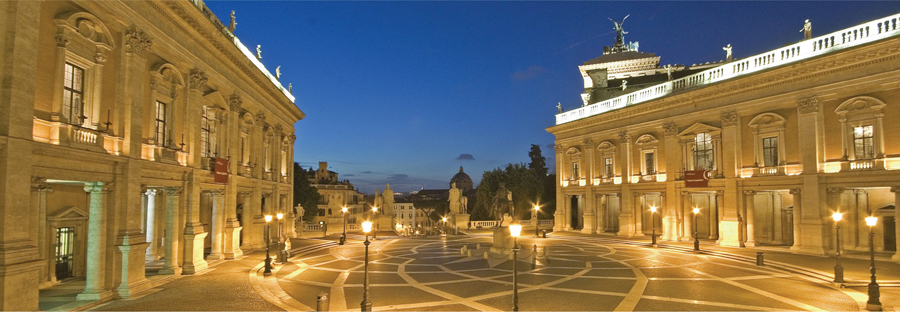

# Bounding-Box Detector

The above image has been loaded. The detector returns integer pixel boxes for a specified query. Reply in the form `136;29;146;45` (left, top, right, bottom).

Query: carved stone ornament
826;187;844;194
662;122;677;136
288;134;296;143
583;138;594;149
228;94;243;112
721;111;738;127
149;78;158;91
189;70;208;90
743;190;757;196
31;177;50;191
274;124;283;134
618;131;630;142
797;96;819;114
255;112;266;125
789;188;801;195
163;186;183;196
55;33;69;47
554;144;563;154
94;53;107;63
124;27;152;57
891;186;900;193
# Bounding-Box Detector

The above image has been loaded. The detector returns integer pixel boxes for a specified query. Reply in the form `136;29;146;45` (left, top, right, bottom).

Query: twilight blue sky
204;1;900;194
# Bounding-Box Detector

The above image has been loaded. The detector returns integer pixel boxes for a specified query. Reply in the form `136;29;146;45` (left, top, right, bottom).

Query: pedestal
116;235;151;298
489;227;515;255
717;220;740;247
182;224;208;275
452;214;469;233
223;220;243;259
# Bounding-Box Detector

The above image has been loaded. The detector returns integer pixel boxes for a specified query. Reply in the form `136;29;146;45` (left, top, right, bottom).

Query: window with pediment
52;12;114;128
200;106;218;158
595;141;617;178
748;113;787;174
694;133;714;170
677;123;722;175
565;147;582;182
149;64;184;147
835;96;886;161
635;134;659;175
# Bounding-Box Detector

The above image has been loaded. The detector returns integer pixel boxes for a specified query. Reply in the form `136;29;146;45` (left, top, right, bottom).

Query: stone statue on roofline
229;11;237;32
723;44;733;62
608;14;630;47
256;45;262;60
800;19;812;40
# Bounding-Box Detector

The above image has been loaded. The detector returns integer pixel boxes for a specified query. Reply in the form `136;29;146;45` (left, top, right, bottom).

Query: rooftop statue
557;102;562;113
256;45;262;60
723;44;733;62
800;19;812;40
228;10;237;32
276;66;281;80
608;15;630;47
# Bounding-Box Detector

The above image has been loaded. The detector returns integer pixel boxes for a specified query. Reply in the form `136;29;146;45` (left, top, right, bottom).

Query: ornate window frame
51;12;114;128
835;96;886;162
748;113;787;175
596;141;617;180
677;123;722;177
149;64;184;147
635;134;659;176
565;147;582;185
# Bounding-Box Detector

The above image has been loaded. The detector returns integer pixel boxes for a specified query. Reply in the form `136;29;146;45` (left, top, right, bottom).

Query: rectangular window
201;107;215;157
400;214;404;219
693;133;714;170
762;137;778;167
63;63;85;125
409;214;412;219
853;125;874;159
240;136;246;164
572;162;580;179
644;152;655;174
155;101;167;145
604;158;613;177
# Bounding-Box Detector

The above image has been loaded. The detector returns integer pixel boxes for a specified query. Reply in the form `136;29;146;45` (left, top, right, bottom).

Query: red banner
214;158;229;184
684;170;710;187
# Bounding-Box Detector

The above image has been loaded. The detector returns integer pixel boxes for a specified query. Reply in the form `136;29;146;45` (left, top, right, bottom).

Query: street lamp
276;213;284;264
832;212;844;283
360;221;373;311
442;217;448;235
533;205;540;238
692;208;700;252
263;214;273;276
341;206;348;245
509;222;522;312
865;216;881;311
649;206;658;247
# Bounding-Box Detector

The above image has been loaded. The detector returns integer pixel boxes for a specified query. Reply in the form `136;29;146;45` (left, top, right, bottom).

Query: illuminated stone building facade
0;0;304;309
548;13;900;260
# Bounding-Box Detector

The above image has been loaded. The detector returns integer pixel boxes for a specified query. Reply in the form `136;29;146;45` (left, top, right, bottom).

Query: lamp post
372;206;378;238
692;208;700;252
833;212;844;284
649;206;658;247
276;213;284;264
533;205;540;238
263;214;273;276
360;221;373;311
341;206;348;245
865;216;881;311
442;217;448;235
509;222;522;312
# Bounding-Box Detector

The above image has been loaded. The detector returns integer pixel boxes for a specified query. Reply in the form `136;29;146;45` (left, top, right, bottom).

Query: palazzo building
310;162;367;225
0;0;304;310
548;12;900;260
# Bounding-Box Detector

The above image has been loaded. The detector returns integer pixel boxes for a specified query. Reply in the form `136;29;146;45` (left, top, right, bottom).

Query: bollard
531;244;537;270
316;292;329;311
542;230;547;238
756;252;764;266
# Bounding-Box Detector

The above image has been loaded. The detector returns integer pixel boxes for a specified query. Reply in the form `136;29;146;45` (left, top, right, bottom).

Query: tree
413;199;447;233
472;163;542;220
293;163;321;223
528;144;548;178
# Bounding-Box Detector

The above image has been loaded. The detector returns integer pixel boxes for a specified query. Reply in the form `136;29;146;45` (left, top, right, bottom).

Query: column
709;192;719;239
182;173;208;274
826;188;844;252
789;189;802;250
855;190;869;250
891;187;900;262
743;190;757;247
207;190;225;260
159;187;182;275
224;190;244;259
617;185;634;237
144;189;159;261
582;139;596;234
33;179;54;287
0;1;43;309
553;145;565;232
77;182;113;301
681;192;691;241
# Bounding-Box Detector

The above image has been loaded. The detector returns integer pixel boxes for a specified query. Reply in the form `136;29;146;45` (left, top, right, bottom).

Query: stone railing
849;159;875;170
282;175;290;183
753;165;783;176
302;224;324;232
556;12;900;125
472;221;500;228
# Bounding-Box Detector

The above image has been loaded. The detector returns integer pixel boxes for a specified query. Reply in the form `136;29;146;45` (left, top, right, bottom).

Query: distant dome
450;167;473;192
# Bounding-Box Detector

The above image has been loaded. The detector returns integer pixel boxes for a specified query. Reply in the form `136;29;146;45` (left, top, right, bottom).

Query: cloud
387;174;410;182
344;174;356;177
360;171;374;174
510;65;546;81
456;154;475;161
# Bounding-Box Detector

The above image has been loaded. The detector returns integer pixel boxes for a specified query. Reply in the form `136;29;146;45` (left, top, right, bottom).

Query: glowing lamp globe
276;213;284;220
373;207;378;212
341;207;348;213
832;212;843;222
865;216;878;227
692;208;700;214
509;223;522;237
264;215;273;222
362;221;373;233
650;206;658;213
534;205;540;211
442;217;448;222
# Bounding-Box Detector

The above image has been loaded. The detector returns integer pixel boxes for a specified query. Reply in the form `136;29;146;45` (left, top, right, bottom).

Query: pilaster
743;190;757;247
553;145;565;232
718;179;740;247
159;187;182;275
77;182;113;301
182;172;208;274
891;187;900;262
207;190;225;260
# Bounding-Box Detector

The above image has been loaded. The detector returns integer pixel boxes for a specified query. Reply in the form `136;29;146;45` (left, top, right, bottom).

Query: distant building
449;166;474;192
309;162;366;225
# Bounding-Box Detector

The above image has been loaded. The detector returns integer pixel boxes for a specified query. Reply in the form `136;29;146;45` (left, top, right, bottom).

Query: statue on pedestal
490;183;512;223
723;44;733;62
229;11;237;32
449;182;461;214
608;15;630;48
800;19;812;40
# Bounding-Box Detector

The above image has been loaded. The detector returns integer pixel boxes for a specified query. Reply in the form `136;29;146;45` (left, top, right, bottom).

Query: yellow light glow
865;216;878;227
656;173;667;182
264;215;272;222
692;208;700;214
824;162;842;173
561;181;569;187
832;212;843;222
362;221;372;233
593;178;601;185
277;213;284;220
373;206;378;212
613;177;622;184
578;179;586;186
534;205;540;211
650;206;658;213
395;223;402;230
342;207;348;213
442;217;447;222
630;176;639;184
509;223;522;237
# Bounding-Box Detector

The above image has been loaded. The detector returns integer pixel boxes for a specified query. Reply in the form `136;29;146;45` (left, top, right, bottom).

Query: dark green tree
293;163;321;222
528;144;548;178
472;163;542;220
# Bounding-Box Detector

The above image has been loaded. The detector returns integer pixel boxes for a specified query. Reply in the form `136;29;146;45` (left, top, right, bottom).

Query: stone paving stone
406;272;471;283
277;280;330;309
345;272;408;285
425;279;510;298
737;277;858;311
390;303;479;311
640;267;707;278
286;267;341;284
581;268;637;278
477;289;624;311
552;276;636;293
537;267;596;275
316;259;362;270
642;280;800;310
488;272;570;286
295;254;338;265
371;256;412;264
633;298;757;311
349;263;400;272
443;259;491;270
342;285;448;307
403;264;447;272
686;262;769;278
408;255;467;265
589;260;632;268
457;269;514;278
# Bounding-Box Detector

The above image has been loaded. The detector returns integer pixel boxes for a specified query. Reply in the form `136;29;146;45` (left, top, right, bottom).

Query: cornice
547;38;900;135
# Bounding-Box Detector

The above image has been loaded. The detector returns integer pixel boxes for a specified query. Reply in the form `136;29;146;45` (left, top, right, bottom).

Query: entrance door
885;216;896;252
55;227;75;280
570;196;579;230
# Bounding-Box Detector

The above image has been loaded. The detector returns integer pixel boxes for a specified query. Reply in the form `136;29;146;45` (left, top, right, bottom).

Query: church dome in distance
450;167;473;192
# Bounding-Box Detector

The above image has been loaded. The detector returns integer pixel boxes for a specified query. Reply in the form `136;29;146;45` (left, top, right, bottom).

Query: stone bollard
461;245;468;255
476;243;481;249
756;252;764;266
317;292;329;311
467;250;472;257
542;230;547;238
532;244;537;270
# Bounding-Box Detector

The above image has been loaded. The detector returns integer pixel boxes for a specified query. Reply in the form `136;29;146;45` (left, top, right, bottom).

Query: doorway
55;227;75;280
885;216;896;252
